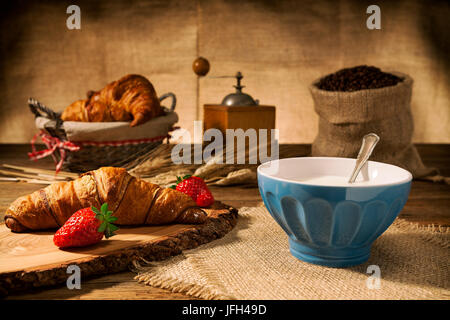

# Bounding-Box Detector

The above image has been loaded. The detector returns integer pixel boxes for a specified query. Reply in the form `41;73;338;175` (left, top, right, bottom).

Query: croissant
61;74;164;127
4;167;207;232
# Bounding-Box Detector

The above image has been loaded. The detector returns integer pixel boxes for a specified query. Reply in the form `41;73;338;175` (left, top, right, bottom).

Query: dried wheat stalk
126;142;261;186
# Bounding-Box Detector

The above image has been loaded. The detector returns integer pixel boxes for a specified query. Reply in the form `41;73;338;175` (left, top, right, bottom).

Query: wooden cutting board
0;202;238;296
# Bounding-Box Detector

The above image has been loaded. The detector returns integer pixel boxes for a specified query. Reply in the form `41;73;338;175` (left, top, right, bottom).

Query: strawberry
196;188;215;207
53;203;119;249
170;175;214;207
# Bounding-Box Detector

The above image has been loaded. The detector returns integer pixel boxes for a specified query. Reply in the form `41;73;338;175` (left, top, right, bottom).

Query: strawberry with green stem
170;175;214;207
53;203;119;249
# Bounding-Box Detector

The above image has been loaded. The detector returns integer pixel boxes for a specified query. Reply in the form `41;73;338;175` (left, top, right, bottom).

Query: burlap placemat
133;206;449;300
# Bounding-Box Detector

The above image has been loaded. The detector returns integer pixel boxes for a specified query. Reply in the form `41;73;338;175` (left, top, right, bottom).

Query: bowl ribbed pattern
258;173;411;267
265;193;405;248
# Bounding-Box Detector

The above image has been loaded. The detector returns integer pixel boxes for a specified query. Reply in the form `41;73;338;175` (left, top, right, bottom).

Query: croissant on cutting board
61;74;163;127
4;167;207;232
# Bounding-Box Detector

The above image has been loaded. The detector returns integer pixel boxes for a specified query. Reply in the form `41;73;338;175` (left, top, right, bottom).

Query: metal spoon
348;133;380;183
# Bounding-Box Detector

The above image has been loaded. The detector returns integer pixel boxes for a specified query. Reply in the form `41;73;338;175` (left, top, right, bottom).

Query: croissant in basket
61;74;164;127
4;167;208;232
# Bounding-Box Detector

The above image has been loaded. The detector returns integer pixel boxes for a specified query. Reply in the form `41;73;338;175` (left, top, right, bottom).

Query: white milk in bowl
297;175;373;186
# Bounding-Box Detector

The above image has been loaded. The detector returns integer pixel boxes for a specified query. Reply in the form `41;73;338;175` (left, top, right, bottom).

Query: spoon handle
348;133;380;183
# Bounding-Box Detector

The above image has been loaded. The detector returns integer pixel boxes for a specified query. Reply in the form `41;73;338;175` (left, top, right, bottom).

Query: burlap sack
310;72;437;179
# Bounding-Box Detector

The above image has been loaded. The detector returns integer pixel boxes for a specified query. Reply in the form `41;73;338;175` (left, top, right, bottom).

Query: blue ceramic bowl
257;157;412;267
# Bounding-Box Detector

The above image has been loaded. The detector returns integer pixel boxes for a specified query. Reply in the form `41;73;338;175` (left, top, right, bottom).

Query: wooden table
1;144;449;299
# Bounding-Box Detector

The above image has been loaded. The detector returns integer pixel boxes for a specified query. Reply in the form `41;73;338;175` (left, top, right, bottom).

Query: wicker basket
28;93;178;173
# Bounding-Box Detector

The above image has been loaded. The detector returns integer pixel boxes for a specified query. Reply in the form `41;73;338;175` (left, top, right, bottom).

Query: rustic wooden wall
0;0;448;143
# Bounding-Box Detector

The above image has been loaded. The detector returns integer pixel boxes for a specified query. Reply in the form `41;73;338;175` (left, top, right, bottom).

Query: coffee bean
316;65;403;92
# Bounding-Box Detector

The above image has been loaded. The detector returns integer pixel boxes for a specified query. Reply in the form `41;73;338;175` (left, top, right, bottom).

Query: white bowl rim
257;157;413;188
